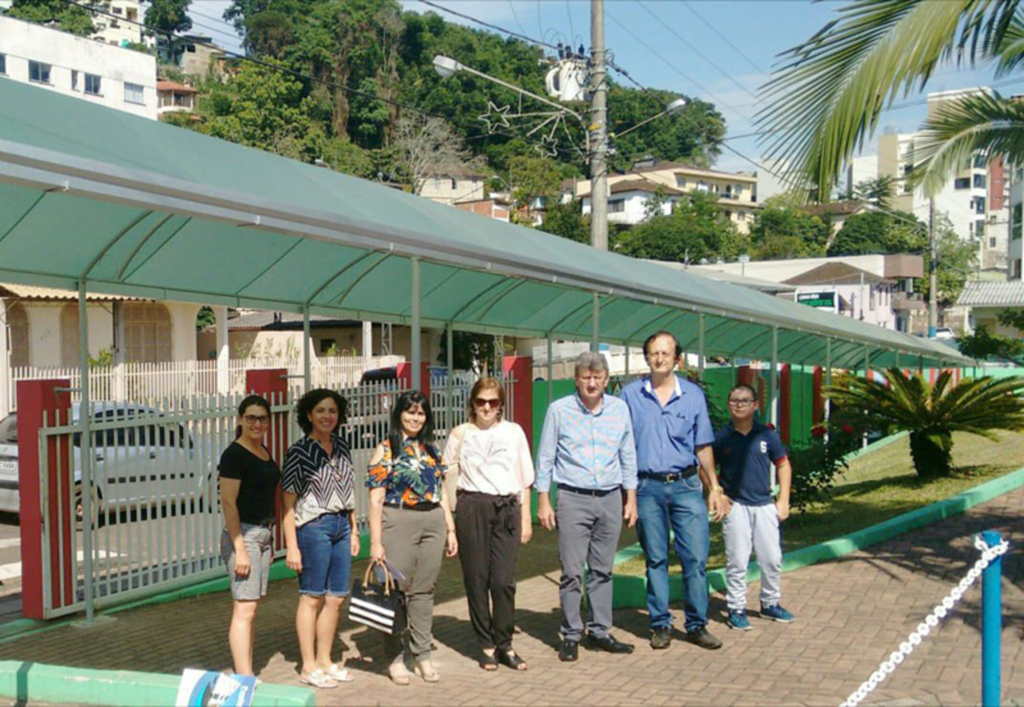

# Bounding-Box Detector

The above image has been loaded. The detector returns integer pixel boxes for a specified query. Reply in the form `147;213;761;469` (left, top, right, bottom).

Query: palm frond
757;0;1020;201
991;10;1024;75
908;91;1024;195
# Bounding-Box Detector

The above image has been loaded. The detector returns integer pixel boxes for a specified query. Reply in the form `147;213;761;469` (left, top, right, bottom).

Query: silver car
0;403;214;524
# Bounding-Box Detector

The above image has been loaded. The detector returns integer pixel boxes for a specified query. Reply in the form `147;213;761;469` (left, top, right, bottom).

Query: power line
605;10;749;121
418;0;558;50
507;0;529;39
635;1;759;103
680;1;767;78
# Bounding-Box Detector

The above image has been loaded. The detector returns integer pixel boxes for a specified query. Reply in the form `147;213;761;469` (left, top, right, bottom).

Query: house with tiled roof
567;158;760;232
956;280;1024;337
575;179;685;225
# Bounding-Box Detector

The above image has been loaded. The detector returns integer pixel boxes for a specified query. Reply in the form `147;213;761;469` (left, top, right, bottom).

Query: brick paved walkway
1;489;1021;706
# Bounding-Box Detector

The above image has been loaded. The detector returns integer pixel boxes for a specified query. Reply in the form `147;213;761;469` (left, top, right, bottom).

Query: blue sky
187;0;1022;176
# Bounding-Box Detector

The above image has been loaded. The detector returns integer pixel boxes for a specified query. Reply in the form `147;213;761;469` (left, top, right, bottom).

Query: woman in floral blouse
367;390;457;686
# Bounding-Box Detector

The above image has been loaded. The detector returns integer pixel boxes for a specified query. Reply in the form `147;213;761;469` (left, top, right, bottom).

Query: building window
319;338;336;355
1014;204;1023;241
973;174;987;189
29;61;52;84
7;303;29;369
972;197;986;215
84;74;102;96
974;155;987;169
112;5;122;13
450;178;458;190
954;177;970;190
608;199;625;213
990;236;998;248
976;220;986;237
675;176;687;188
124;303;172;363
737;211;747;221
0;54;6;75
1014;259;1022;279
71;70;79;91
124;82;145;105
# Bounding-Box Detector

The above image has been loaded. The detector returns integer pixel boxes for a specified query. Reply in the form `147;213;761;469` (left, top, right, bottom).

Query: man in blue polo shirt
620;331;729;651
713;383;795;630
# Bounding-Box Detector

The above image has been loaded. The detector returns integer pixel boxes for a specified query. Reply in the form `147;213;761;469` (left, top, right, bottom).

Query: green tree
826;368;1024;479
958;326;1024;363
827;212;926;256
916;219;978;308
749;195;829;260
616;191;739;263
758;0;1023;201
539;199;589;244
9;0;94;35
146;0;193;61
853;176;895;209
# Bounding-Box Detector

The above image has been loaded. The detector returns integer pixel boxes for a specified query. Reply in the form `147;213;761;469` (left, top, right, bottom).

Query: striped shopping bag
349;560;406;635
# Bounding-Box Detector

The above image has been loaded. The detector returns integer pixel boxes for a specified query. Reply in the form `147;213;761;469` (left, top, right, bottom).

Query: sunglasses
728;399;755;407
243;414;270;425
473;397;501;409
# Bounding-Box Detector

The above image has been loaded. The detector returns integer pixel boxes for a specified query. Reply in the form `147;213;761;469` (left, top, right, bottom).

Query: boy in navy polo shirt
713;383;795;630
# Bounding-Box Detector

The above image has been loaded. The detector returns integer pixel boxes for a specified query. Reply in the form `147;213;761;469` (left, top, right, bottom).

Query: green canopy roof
0;77;969;369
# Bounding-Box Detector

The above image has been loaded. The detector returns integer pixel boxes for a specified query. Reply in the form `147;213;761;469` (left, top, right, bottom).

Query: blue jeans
636;474;709;632
296;512;353;597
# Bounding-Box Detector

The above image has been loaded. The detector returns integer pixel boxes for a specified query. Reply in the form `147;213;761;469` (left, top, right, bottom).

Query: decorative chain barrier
840;535;1010;707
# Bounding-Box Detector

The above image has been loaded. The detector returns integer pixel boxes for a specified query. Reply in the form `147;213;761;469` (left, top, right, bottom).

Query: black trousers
455;491;521;651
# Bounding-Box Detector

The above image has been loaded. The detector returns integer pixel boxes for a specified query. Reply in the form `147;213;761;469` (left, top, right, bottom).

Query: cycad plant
825;368;1024;479
759;0;1024;200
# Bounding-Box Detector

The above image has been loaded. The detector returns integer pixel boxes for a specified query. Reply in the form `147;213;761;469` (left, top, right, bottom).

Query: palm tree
758;0;1024;200
825;368;1024;478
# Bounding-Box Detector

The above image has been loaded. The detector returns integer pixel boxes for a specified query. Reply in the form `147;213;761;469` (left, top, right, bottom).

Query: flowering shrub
787;420;862;512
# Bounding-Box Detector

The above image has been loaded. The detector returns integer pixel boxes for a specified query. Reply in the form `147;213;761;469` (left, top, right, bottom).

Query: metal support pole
589;0;608;251
624;341;630;380
78;280;95;624
981;529;1003;707
446;323;454;430
591;293;600;353
929;197;938;337
697;313;705;381
547;333;554;403
769;326;778;426
302;305;311;393
411;257;421;390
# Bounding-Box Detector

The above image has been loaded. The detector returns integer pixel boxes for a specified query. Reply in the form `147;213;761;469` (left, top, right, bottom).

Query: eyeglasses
646;352;676;360
473;397;501;409
728;399;755;407
243;414;270;425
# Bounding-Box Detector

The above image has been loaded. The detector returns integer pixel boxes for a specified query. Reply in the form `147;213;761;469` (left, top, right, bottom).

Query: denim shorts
221;524;274;601
295;512;353;597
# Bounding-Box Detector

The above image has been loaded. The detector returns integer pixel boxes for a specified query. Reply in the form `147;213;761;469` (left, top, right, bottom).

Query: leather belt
638;466;698;482
558;484;620;497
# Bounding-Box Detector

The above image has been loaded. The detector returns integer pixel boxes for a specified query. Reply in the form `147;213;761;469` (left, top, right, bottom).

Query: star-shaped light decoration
477;102;512;134
534;134;560;158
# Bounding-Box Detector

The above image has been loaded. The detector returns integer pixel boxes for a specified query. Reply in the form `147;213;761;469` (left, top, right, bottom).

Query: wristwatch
709;485;724;494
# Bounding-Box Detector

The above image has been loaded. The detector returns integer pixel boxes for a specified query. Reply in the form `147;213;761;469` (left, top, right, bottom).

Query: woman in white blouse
444;377;535;672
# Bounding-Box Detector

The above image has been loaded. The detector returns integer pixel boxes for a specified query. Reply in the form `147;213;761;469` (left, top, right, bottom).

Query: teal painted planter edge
0;660;315;707
612;465;1024;609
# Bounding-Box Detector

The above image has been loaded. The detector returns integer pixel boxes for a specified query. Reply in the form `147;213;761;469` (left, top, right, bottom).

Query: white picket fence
7;355;404;412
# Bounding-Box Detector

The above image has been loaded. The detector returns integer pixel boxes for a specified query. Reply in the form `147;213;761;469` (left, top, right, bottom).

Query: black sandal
496;649;528;671
478;650;499;671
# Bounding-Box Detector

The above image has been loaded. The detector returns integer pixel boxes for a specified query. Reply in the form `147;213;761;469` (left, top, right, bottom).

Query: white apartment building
579;179;681;226
0;14;157;119
79;0;145;48
875;88;1008;274
419;168;487;205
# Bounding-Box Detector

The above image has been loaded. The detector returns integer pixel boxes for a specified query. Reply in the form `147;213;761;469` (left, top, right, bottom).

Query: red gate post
397;362;431;397
812;367;825;426
245;369;288;549
779;364;792;444
503;355;534;451
18;379;72;619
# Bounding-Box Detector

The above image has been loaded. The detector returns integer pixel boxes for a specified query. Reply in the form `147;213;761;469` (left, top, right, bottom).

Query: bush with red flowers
787;419;861;512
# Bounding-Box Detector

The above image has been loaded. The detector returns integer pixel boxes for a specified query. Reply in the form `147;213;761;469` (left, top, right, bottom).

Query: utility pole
929;197;937;337
590;0;608;251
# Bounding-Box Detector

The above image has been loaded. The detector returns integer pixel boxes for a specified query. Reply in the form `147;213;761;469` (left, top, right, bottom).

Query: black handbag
349;560;406;635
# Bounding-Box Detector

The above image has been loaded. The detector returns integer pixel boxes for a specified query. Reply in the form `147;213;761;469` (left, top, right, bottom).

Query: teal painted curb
613;466;1024;609
0;660;315;706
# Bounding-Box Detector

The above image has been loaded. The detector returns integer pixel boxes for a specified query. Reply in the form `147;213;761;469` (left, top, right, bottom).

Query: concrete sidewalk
0;488;1020;706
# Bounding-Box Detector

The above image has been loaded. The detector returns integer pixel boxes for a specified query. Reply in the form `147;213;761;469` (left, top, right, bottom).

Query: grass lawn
616;430;1024;576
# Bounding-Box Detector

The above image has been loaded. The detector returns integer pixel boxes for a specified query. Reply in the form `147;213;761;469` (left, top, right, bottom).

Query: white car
0;403;215;525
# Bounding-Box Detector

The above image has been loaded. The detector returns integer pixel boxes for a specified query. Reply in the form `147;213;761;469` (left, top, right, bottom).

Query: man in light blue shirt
620;330;729;652
537;351;637;662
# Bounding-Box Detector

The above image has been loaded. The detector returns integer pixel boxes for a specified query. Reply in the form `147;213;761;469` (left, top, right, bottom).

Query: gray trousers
722;501;782;611
382;506;446;660
556;488;623;642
